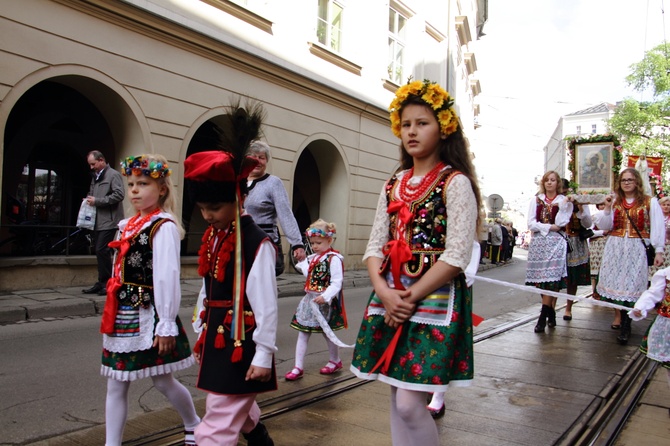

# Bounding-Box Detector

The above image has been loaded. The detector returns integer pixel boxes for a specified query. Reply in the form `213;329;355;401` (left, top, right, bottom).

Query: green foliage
608;42;670;190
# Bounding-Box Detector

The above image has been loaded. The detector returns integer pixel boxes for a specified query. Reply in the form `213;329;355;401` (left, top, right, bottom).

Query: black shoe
617;311;631;345
97;288;107;296
243;422;274;446
82;283;103;294
534;305;548;333
547;307;557;328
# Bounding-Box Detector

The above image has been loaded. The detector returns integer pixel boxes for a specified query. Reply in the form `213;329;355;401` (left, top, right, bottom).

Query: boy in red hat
186;104;277;446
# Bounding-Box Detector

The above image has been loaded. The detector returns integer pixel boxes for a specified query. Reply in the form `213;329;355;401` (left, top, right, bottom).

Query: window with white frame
388;6;407;84
317;0;343;52
576;125;581;135
591;124;597;134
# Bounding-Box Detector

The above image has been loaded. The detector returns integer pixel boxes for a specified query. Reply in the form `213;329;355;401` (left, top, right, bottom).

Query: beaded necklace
197;224;236;282
398;162;445;202
621;197;636;210
122;209;161;239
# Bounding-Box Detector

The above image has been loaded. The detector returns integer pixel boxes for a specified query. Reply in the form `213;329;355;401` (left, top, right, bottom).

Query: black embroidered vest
118;218;170;308
385;169;459;278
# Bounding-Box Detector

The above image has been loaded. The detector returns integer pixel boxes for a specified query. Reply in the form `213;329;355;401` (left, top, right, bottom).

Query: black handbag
625;210;655;266
578;227;595;241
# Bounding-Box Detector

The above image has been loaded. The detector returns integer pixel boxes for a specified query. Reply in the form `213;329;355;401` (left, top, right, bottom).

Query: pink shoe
285;367;303;381
319;361;343;375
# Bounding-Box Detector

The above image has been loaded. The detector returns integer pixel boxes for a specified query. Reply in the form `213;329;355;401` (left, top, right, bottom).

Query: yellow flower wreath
388;80;458;138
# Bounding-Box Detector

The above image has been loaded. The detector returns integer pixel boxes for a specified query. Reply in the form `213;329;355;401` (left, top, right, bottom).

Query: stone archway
0;68;148;256
292;136;349;257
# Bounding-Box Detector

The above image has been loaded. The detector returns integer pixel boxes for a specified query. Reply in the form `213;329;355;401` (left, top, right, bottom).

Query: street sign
487;194;504;212
488;212;501;219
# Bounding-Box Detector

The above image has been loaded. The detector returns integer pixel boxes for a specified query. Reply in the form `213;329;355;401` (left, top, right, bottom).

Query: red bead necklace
544;194;556;204
398;162;445;202
122;209;161;238
621;197;636;210
197;224;236;282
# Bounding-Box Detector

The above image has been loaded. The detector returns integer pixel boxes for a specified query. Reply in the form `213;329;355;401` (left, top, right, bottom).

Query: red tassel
231;341;243;363
214;325;225;349
224;310;233;325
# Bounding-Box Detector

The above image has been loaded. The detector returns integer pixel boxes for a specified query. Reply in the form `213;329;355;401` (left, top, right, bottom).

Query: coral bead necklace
122;209;161;238
399;162;445;202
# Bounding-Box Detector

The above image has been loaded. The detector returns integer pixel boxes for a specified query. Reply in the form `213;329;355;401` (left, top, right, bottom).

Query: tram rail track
126;305;655;446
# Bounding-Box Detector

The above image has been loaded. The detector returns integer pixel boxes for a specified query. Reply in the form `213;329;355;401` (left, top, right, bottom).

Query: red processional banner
627;155;663;176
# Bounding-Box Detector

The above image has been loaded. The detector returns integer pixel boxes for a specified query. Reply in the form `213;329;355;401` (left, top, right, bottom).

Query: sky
470;0;669;218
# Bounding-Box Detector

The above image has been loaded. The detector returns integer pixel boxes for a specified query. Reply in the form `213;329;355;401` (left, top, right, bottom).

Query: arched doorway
292;137;349;256
1;81;114;255
1;73;146;256
181;118;231;255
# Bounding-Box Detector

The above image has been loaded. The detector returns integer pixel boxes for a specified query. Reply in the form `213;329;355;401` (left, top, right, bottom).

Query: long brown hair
397;98;482;230
615;167;647;205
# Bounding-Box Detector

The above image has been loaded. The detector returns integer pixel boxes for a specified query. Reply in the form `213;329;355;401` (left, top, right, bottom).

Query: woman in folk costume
188;102;278;446
350;80;481;446
596;167;664;345
525;171;572;333
100;154;199;446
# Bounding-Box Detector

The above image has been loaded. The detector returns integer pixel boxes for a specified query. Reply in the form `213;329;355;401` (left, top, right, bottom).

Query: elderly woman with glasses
595;167;665;345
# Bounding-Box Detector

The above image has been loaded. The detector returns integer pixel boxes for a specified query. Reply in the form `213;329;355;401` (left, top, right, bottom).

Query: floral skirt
350;274;473;392
589;236;607;276
567;262;591;287
101;314;194;381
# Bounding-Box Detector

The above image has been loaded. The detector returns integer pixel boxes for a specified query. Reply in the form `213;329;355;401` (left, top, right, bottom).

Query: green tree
609;43;670;183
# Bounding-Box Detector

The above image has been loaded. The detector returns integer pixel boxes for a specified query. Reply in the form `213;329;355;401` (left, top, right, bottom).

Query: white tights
390;387;439;446
293;331;340;370
105;374;200;446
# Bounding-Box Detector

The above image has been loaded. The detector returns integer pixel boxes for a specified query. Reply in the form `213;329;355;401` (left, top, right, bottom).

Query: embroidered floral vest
385;169;459;278
306;253;335;292
118;218;170;308
535;197;560;225
610;197;651;238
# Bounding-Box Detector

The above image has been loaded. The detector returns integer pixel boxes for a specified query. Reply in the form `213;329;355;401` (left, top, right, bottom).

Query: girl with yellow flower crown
350;80;481;445
100;154;200;446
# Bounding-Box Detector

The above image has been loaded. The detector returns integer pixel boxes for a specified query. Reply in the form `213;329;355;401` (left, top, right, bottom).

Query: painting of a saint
575;142;613;193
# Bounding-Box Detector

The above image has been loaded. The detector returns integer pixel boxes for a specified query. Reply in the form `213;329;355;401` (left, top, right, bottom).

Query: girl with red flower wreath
350;80;481;446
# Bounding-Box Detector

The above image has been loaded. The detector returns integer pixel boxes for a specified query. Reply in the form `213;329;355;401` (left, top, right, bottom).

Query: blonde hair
126;153;185;239
659;196;670;205
306;218;337;243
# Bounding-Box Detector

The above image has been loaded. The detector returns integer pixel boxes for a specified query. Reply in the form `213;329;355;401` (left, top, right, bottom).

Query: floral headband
121;156;171;178
306;227;335;238
389;79;459;138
